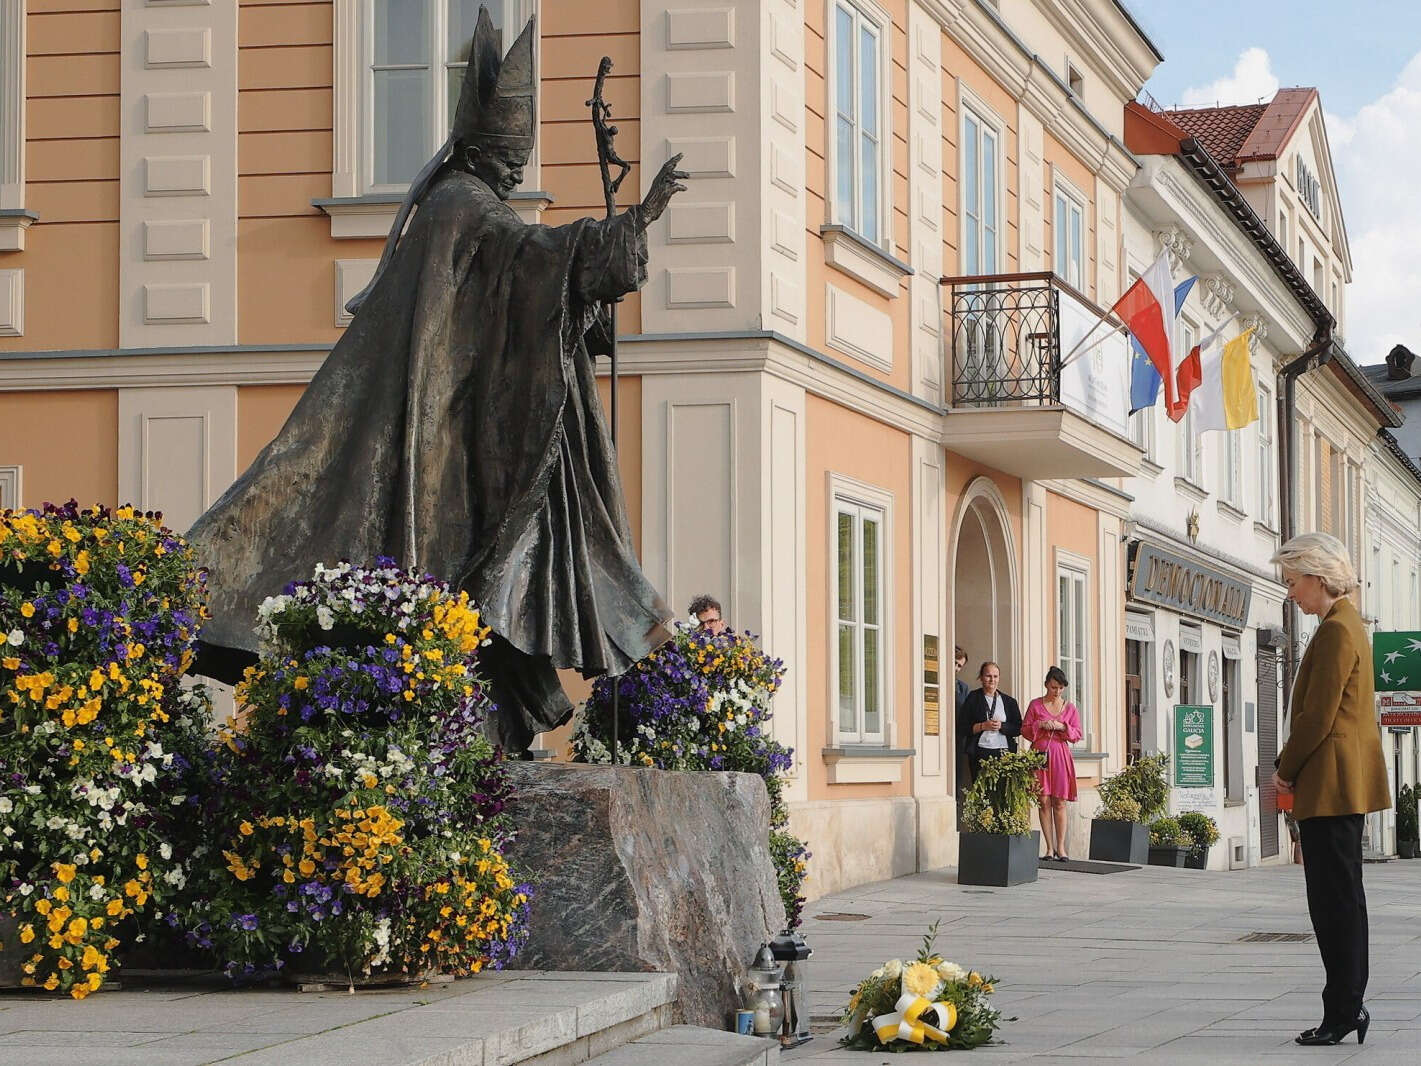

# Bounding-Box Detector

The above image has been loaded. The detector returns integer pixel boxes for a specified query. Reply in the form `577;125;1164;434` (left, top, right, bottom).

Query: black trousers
1298;814;1368;1024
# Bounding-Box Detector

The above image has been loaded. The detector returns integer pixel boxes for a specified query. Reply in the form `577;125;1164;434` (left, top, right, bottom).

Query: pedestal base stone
503;763;786;1028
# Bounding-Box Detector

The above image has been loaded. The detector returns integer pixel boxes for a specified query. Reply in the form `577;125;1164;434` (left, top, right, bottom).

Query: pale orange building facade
1;0;1163;894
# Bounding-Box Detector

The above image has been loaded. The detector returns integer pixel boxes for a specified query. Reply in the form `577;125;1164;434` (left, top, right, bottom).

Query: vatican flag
1192;327;1258;433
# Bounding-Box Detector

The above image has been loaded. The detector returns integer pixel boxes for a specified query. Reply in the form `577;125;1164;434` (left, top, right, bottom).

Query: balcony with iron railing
940;271;1144;480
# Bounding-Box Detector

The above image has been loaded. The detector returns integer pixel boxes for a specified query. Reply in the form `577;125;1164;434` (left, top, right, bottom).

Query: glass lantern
770;929;813;1047
745;943;785;1037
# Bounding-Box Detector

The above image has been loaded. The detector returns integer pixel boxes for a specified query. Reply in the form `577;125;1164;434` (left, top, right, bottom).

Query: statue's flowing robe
188;171;673;749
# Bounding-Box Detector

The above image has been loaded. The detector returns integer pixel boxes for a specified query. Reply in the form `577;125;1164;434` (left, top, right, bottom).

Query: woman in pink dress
1020;666;1082;861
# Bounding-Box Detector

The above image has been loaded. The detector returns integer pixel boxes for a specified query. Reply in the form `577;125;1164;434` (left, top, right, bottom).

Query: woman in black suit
958;662;1022;780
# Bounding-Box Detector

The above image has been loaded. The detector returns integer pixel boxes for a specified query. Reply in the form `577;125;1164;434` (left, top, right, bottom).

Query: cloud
1332;51;1421;362
1180;47;1280;108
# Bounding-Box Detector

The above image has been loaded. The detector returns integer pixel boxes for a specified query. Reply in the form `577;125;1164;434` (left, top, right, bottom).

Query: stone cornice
918;0;1139;192
1130;156;1314;350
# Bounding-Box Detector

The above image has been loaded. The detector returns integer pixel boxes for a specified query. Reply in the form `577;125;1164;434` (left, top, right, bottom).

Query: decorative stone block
502;763;786;1028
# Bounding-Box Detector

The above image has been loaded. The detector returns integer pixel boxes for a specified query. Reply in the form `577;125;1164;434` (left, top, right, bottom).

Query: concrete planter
1089;820;1148;864
957;830;1039;887
1148;845;1188;868
1183;847;1211;870
1;912;23;988
1398;840;1418;860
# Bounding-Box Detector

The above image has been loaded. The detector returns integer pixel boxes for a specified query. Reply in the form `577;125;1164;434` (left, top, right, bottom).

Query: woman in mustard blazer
1271;533;1391;1047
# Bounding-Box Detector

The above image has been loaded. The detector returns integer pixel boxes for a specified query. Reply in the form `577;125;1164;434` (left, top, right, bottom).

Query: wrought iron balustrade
943;272;1062;408
942;272;1126;413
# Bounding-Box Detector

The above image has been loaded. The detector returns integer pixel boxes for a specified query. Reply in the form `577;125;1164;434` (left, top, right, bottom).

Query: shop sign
1173;704;1214;788
1125;612;1155;643
1373;631;1421;692
1379;694;1421;728
1129;543;1251;629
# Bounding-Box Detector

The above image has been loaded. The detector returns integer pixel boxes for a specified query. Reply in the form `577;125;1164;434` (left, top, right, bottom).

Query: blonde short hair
1271;532;1358;597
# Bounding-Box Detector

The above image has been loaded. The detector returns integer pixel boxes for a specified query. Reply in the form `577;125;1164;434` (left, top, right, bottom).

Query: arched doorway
949;478;1019;796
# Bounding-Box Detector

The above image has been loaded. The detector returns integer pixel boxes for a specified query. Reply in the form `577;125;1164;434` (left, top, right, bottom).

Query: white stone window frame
327;0;541;231
0;464;19;509
1054;549;1092;751
828;472;894;748
1221;412;1244;509
0;0;35;251
1257;382;1274;528
958;85;1005;278
826;0;892;252
1051;174;1086;290
1175;318;1203;487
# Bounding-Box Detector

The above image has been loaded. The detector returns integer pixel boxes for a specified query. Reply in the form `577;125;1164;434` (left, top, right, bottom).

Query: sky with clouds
1126;0;1421;366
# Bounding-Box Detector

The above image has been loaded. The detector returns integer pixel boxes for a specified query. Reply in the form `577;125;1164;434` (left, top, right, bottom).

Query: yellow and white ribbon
871;994;958;1045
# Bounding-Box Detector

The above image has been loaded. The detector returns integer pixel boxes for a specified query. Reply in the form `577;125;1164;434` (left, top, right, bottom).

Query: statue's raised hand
641;154;689;223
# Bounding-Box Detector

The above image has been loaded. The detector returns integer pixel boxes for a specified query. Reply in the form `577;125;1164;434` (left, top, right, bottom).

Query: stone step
583;1025;779;1066
0;970;678;1066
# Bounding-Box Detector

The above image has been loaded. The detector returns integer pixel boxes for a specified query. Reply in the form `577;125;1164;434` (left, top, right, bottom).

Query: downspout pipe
1277;331;1335;701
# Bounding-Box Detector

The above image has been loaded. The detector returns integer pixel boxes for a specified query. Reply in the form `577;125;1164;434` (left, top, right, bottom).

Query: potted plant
1089;754;1168;864
1147;817;1191;867
957;750;1046;887
1178;811;1221;870
1397;785;1418;860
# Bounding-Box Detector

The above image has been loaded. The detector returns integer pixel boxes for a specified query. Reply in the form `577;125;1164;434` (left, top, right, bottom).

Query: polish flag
1112;250;1185;417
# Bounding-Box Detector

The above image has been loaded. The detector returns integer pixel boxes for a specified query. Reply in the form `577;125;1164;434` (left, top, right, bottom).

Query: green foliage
1176;811;1220;853
960;750;1046;836
1096;792;1141;823
1397;784;1419;844
1147;816;1190;848
1096;753;1169;823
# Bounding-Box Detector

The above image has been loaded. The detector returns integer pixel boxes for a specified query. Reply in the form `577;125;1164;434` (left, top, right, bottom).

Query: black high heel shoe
1295;1006;1369;1046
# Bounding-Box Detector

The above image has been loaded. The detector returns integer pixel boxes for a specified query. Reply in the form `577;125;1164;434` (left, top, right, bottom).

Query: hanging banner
1173;704;1214;788
1373;632;1421;692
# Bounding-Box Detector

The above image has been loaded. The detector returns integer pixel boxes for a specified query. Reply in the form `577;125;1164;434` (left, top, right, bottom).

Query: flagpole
1058;311;1121;371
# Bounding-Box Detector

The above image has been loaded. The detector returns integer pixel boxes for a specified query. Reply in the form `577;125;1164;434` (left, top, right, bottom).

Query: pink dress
1021;698;1082;801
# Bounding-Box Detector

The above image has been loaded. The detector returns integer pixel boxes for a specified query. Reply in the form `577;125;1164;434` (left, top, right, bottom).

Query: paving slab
792;857;1421;1062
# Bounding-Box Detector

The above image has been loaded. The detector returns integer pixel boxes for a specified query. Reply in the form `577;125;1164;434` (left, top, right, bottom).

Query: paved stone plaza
2;859;1419;1064
795;858;1421;1064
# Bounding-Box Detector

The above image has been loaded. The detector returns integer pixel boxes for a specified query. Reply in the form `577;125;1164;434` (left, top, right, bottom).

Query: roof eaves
1378;428;1421;485
1327;341;1405;429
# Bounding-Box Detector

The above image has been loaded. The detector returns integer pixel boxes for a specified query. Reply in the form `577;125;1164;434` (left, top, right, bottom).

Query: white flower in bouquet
883;958;902;980
936;960;967;982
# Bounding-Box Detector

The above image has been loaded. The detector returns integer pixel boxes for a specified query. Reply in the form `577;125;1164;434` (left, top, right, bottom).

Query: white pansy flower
159;842;173;860
0;797;11;815
6;630;22;646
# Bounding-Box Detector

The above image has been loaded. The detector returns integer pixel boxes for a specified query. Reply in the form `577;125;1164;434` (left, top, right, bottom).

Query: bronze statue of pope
188;9;686;751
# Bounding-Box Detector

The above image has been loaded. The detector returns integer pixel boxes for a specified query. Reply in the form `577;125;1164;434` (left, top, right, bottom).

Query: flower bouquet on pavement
840;921;1002;1051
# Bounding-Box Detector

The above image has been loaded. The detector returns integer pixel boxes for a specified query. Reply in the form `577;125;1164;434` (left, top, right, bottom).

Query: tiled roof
1164;89;1317;167
1164;104;1267;167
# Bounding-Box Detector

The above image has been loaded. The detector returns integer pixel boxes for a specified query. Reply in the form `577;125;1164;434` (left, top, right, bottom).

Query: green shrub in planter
960;750;1046;836
1397;785;1418;859
1177;811;1220;868
1147;817;1191;848
1097;754;1169;823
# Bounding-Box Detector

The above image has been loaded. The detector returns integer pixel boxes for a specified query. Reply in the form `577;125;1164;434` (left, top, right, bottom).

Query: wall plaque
923;635;941;736
1128;542;1251;629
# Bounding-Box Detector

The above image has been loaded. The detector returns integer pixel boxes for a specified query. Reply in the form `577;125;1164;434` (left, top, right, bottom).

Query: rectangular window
0;0;23;212
1223;655;1242;801
1128;401;1155;460
367;0;506;190
835;496;885;742
831;1;885;246
1277;210;1287;250
1257;384;1274;527
1056;562;1089;748
1053;184;1084;288
1178;648;1198;707
961;106;999;275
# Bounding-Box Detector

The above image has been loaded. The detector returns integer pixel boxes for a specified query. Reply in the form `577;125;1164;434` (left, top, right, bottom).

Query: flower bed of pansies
571;623;812;926
0;502;213;999
840;922;1004;1051
175;559;531;983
